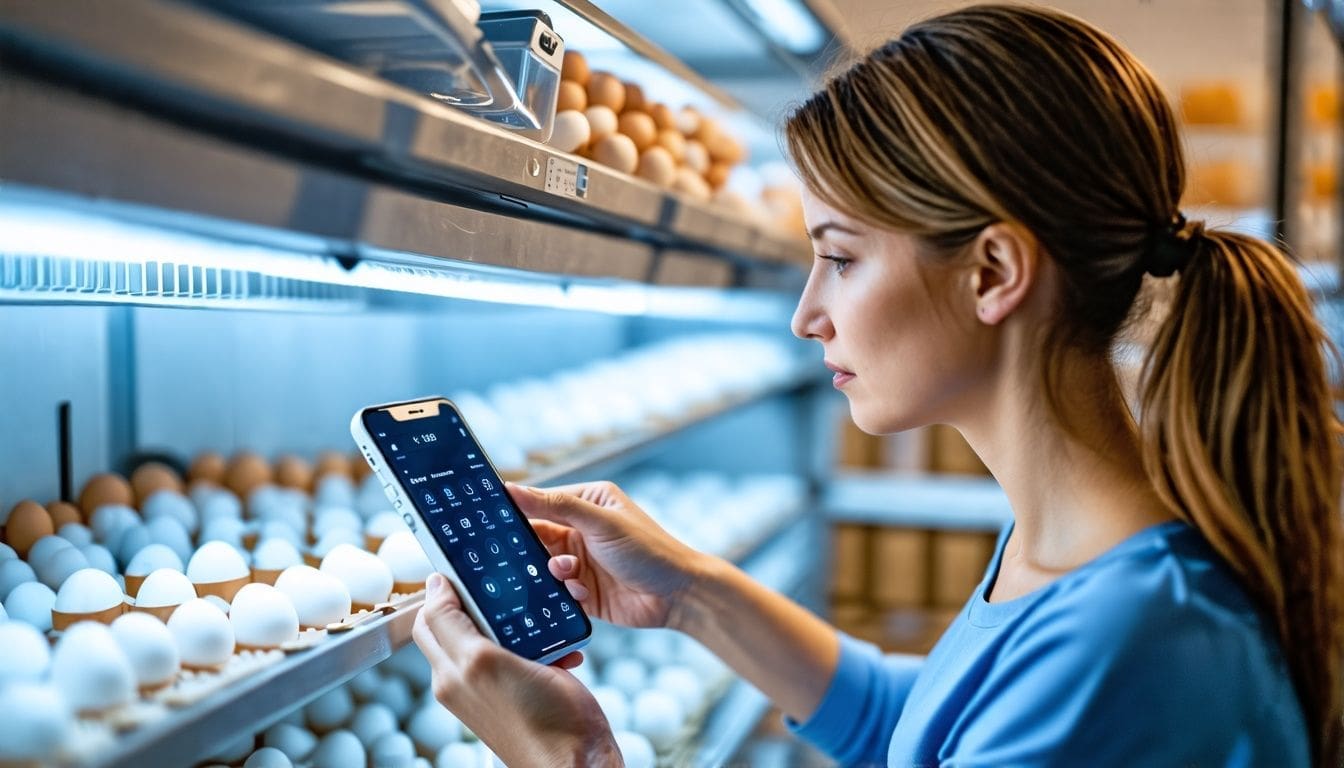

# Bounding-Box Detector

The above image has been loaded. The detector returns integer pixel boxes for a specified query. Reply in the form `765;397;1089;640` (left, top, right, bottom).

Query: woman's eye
817;254;852;275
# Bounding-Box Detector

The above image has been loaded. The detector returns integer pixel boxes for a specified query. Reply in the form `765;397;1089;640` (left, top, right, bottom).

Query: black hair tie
1144;213;1202;278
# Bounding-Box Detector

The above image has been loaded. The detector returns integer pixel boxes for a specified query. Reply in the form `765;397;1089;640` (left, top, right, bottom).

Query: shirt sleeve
785;633;924;766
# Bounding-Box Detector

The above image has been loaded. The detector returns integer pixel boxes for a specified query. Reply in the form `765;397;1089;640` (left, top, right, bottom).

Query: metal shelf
824;471;1012;532
0;0;810;282
79;370;826;768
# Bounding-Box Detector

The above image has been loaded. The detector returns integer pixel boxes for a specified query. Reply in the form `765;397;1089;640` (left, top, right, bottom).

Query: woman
412;5;1344;765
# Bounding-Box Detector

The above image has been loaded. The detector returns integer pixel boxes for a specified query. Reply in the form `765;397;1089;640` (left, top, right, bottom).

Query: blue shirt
790;521;1308;766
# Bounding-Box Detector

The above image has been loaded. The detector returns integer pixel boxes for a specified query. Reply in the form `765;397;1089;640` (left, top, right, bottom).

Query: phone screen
362;403;590;660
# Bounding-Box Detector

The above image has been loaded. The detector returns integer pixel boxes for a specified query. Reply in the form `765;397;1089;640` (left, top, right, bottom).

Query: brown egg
131;462;183;504
648;103;676;131
225;452;272;500
672;167;712;202
636;146;677;188
274;455;314;491
315;451;352;479
189;452;227;485
550;109;592;154
617;111;658;152
622;82;646;114
656;129;686;164
5;500;53;558
556;80;587;113
561;50;590;86
692;117;720;148
593;133;639;175
350;452;373;483
79;473;134;517
586;72;625;113
683;139;710;174
46;501;83;530
705;162;732;190
707;132;746;165
584;105;618;142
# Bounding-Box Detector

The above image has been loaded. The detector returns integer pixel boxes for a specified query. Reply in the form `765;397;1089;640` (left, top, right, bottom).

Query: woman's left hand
412;572;621;768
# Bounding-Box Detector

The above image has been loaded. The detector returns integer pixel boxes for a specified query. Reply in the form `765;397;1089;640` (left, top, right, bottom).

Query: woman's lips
825;361;855;388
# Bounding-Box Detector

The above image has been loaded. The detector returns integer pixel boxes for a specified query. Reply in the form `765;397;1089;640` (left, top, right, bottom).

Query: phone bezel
350;395;592;664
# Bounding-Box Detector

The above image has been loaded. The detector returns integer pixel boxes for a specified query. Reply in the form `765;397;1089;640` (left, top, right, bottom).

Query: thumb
508;483;614;534
420;572;485;661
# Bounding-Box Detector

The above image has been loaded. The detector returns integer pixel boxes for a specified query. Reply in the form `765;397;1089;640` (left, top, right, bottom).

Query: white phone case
350;397;590;665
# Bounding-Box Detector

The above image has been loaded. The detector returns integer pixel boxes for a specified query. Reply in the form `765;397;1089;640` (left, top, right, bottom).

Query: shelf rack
0;0;811;293
80;369;825;768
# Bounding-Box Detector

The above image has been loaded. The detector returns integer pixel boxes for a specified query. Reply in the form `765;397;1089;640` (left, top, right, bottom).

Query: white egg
90;504;138;544
550;109;591;153
602;656;648;699
51;621;136;713
230;583;299;649
315;476;356;509
314;507;362;540
147;516;193;564
652;665;703;715
384;644;432;689
110;611;179;689
187;540;250;584
413;757;432;768
5;582;55;631
0;682;71;762
0;620;52;684
585;105;618;140
435;742;478;768
255;520;303;551
200;517;248;550
54;567;123;614
143;490;199;535
372;732;415;768
275;565;351;627
114;523;153;569
590;685;631;730
320;544;393;607
126;544;185;578
263;722;318;762
201;490;244;524
377;532;433;587
630;689;683;749
0;542;15;560
364;511;409;541
614;731;655;768
26;534;73;571
307;687;355;733
204;594;232;615
350;702;397;749
0;558;36;601
244;746;294;768
36;545;88;590
56;522;93;548
631;628;678;664
311;528;364;560
166;598;234;669
0;603;6;620
136;567;197;608
407;704;462;755
372;675;414;721
310;729;365;768
79;544;118;576
253;538;302;571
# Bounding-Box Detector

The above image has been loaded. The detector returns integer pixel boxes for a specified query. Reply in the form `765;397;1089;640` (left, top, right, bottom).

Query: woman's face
791;188;987;434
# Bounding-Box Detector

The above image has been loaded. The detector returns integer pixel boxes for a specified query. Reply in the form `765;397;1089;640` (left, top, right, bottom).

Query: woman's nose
791;275;832;341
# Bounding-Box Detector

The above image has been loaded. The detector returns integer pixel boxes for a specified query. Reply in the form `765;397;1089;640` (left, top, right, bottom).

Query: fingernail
427;573;444;594
558;555;577;573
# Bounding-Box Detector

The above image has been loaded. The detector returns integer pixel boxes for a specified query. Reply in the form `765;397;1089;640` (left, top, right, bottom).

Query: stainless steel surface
825;471;1012;531
0;1;810;273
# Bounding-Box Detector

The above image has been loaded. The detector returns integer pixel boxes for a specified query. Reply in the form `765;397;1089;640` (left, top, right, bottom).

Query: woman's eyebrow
807;221;862;241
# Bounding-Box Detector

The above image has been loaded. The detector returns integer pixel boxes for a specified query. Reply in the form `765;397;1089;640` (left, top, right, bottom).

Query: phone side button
382;484;398;503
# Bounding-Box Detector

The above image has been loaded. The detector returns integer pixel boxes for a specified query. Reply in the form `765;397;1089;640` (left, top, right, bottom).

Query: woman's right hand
507;481;710;630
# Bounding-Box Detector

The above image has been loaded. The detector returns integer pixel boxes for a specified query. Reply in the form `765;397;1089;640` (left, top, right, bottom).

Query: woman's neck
955;354;1173;584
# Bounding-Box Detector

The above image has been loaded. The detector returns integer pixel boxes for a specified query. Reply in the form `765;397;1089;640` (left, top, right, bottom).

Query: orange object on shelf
1179;83;1244;127
1184;159;1259;209
1307;163;1337;202
1307;84;1339;128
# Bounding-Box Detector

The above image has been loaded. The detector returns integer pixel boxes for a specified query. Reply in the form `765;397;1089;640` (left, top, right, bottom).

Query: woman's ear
969;222;1041;325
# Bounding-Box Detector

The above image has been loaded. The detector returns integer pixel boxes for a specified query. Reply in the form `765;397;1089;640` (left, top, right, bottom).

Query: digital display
363;403;589;660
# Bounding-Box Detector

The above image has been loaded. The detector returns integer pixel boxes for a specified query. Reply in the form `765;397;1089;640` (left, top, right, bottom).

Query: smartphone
350;396;591;664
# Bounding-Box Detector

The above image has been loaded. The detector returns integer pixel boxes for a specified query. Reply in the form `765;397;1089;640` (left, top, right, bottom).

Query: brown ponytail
1141;228;1344;763
784;4;1344;763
